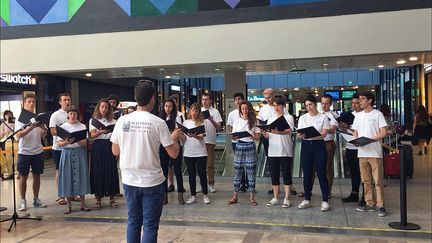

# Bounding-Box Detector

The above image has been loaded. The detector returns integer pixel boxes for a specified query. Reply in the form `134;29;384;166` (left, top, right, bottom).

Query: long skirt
90;139;120;197
58;147;91;198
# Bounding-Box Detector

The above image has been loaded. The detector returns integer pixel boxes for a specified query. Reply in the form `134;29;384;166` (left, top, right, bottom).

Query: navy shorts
52;149;62;170
17;153;44;176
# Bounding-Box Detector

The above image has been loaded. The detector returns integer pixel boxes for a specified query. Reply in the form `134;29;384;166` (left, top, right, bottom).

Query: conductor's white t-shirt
110;111;174;188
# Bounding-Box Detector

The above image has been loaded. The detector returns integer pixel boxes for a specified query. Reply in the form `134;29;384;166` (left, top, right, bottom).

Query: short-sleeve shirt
258;104;289;122
58;122;87;149
352;109;387;158
15;120;44;155
49;109;68;151
201;107;223;145
298;113;329;140
232;117;260;143
323;111;339;141
110;111;174;188
227;108;241;143
89;117;116;140
182;119;209;157
345;111;359;150
268;114;294;157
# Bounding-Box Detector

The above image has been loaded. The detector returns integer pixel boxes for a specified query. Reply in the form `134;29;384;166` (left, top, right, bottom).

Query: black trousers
346;148;364;195
159;146;184;193
268;157;293;186
184;156;208;196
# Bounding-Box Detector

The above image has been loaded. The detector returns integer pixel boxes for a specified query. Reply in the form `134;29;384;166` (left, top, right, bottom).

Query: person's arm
90;129;108;139
78;139;87;147
271;128;292;135
352;129;359;138
112;143;120;156
320;128;329;138
372;127;388;141
15;123;38;138
252;132;260;141
165;129;181;159
226;125;233;133
58;138;75;147
50;127;57;136
208;116;222;129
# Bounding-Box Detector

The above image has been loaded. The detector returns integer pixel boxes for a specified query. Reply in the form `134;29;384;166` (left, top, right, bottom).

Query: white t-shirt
110;111;174;188
89;117;116;140
177;111;185;124
15;120;44;155
227;108;241;143
258;104;289;122
182;119;208;157
345;111;359;150
268;114;294;157
322;111;339;141
58;122;88;148
201;107;223;145
49;109;68;151
352;109;387;158
298;113;329;140
232;117;260;143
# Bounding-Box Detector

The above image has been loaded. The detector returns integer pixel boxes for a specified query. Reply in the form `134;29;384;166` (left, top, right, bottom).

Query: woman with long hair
58;106;91;214
159;99;185;204
0;110;15;180
181;103;212;205
413;105;431;155
89;99;119;209
227;101;260;206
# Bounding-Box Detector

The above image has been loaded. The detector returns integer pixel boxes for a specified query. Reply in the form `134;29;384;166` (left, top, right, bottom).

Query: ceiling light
175;72;180;75
85;73;92;77
409;56;418;61
283;89;287;92
214;68;221;71
323;63;328;66
378;65;385;68
396;60;406;65
369;68;375;71
341;88;345;90
165;75;171;79
315;94;319;96
159;68;165;71
293;87;300;91
371;89;375;92
353;86;359;89
247;69;254;72
250;91;254;93
239;67;244;70
314;90;318;93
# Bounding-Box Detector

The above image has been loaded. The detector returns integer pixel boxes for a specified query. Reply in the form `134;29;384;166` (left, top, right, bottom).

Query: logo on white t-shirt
123;122;130;132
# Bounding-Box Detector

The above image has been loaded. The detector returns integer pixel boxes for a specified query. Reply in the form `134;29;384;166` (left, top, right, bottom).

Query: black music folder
56;125;87;143
165;119;175;131
336;112;355;125
297;126;322;139
202;110;210;119
258;119;267;125
257;115;290;131
176;122;205;135
231;131;253;139
348;137;376;146
18;109;51;126
91;118;115;132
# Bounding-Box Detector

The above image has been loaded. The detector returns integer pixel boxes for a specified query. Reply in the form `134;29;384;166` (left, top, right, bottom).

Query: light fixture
341;87;345;90
409;56;418;61
214;68;221;71
85;73;92;77
165;75;171;79
371;89;375;92
353;86;359;89
239;67;244;70
315;94;319;97
293;87;300;91
378;65;385;68
369;68;375;71
250;91;254;94
175;72;180;75
159;68;165;71
396;60;406;65
283;89;287;92
314;90;318;93
323;63;328;66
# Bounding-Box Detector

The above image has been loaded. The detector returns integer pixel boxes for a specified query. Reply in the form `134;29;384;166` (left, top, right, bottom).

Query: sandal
80;206;91;212
57;197;67;205
64;207;72;214
227;198;238;205
93;199;102;210
72;196;81;202
249;198;257;206
110;199;118;208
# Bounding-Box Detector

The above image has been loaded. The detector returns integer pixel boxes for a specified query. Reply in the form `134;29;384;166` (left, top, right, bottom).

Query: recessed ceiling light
239;67;244;70
341;88;345;90
396;60;406;65
369;68;375;71
159;68;165;71
353;86;359;89
214;68;221;71
250;91;254;93
175;72;180;75
315;94;319;96
247;69;254;72
409;56;418;61
165;75;171;79
323;63;328;66
378;65;385;68
85;73;92;77
371;89;375;92
314;90;318;93
283;89;287;92
293;87;299;91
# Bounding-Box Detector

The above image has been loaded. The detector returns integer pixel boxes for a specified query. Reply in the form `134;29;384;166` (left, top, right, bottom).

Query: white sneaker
321;201;330;212
19;199;27;211
209;185;216;193
203;195;211;204
266;198;279;207
282;199;291;208
298;200;311;209
186;196;197;204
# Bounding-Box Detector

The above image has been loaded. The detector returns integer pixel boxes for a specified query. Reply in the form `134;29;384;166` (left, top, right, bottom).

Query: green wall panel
68;0;86;20
1;0;10;25
166;0;198;14
131;0;161;17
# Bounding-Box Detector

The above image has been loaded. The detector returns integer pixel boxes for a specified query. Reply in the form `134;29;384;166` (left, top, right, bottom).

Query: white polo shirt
323;111;339;142
110;111;174;188
352;109;387;158
15;120;44;155
268;114;294;157
49;109;68;151
298;113;329;140
182;119;209;157
58;122;87;148
201;107;222;145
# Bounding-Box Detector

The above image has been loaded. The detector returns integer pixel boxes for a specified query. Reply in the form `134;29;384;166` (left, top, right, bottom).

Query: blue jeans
123;183;165;243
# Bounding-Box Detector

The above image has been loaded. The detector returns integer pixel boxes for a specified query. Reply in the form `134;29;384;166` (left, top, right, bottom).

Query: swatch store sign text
0;74;37;87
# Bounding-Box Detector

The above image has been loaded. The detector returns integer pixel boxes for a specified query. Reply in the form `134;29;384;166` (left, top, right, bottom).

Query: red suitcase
384;153;400;178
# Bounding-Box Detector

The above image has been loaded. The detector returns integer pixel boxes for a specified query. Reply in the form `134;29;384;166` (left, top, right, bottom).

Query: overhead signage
171;85;181;91
0;74;37;85
248;95;265;102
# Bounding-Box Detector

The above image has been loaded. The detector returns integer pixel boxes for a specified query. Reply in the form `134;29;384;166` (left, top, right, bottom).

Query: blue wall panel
10;0;37;26
261;75;274;88
274;74;288;88
328;72;343;86
357;71;372;85
247;75;261;89
287;74;301;88
315;72;329;86
211;76;224;91
301;73;314;87
40;0;68;24
373;71;380;85
343;71;358;86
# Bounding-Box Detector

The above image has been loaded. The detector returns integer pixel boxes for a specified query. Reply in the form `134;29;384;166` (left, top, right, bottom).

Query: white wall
1;8;431;74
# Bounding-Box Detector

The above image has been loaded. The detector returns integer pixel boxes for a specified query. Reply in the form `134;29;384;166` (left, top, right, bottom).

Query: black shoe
342;193;359;203
240;185;247;192
167;184;175;193
417;151;423;155
357;197;366;207
290;190;297;196
267;189;273;195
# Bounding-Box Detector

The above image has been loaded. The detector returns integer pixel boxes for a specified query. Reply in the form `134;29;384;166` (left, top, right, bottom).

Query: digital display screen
324;90;340;100
342;90;357;100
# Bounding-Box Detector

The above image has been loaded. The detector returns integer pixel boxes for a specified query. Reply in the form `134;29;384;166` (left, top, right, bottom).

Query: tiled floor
1;145;431;242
